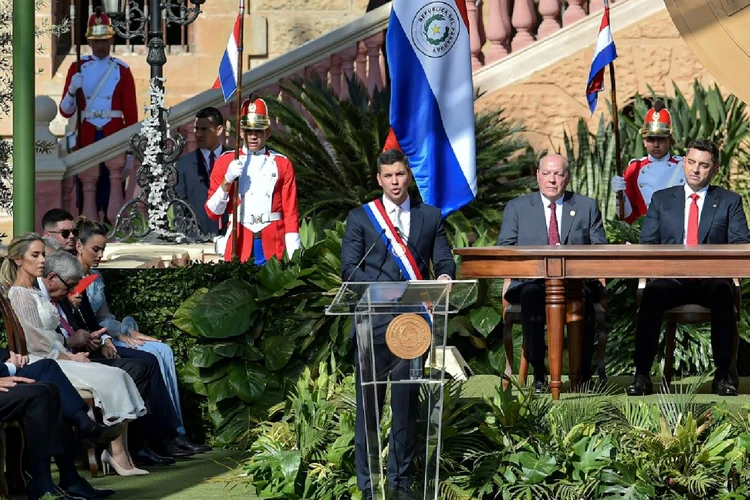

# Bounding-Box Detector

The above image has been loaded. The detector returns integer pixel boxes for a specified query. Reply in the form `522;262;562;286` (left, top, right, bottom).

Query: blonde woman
1;233;148;476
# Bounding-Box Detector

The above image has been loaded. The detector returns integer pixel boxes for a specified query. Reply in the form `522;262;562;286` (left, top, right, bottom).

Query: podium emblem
386;313;431;359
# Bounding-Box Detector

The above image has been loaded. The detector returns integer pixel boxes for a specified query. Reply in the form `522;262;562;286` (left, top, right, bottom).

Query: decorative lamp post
104;0;208;242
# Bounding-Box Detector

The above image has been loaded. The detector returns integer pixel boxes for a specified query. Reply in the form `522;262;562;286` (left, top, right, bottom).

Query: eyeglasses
48;229;79;239
56;275;75;292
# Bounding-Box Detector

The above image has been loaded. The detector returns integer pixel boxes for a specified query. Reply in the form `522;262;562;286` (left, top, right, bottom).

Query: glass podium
327;280;478;500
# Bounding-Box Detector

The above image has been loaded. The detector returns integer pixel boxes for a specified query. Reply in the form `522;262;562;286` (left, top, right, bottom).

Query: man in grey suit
498;153;607;392
176;107;230;236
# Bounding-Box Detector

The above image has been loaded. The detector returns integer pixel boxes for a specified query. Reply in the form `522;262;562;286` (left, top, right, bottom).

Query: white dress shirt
382;195;411;237
540;193;564;239
683;183;709;244
200;145;223;174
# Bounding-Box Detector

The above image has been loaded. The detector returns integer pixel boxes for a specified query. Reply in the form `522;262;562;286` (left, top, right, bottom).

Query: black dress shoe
28;485;82;500
133;447;176;466
61;478;115;499
162;439;196;458
713;378;738;396
77;422;120;449
172;434;212;454
627;375;653;396
533;378;546;394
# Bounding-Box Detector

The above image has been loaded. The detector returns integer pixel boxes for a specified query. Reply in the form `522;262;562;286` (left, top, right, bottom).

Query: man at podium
341;149;455;499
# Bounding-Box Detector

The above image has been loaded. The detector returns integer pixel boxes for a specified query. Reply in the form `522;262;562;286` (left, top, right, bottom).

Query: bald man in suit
498;154;607;392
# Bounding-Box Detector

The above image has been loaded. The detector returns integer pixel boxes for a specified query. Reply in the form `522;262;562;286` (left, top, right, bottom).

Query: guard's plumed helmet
240;98;270;130
86;7;115;40
640;99;673;138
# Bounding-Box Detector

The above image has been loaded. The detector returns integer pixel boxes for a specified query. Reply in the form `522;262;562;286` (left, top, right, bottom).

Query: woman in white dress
0;233;148;476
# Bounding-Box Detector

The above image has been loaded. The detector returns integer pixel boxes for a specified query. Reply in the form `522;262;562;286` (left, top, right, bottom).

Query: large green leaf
263;336;296;371
193;279;257;339
469;306;502;338
228;360;268;403
213;341;245;358
178;364;208;396
171;287;208;336
191;344;224;368
206;375;234;405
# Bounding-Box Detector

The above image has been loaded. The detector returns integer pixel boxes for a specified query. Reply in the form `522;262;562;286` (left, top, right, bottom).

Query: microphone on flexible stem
345;228;387;283
395;227;436;280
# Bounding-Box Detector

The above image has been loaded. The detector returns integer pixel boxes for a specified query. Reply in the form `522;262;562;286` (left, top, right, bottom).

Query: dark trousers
0;382;66;462
354;342;419;491
505;280;599;380
17;359;88;424
634;278;735;378
92;347;180;440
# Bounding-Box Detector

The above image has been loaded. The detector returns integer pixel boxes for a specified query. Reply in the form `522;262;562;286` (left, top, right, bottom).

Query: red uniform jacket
623;154;684;224
205;149;300;263
59;55;138;149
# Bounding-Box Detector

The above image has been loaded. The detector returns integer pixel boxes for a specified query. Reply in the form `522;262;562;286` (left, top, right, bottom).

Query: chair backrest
0;286;29;356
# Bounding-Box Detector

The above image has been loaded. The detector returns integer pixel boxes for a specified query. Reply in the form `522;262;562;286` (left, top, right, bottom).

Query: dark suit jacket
498;191;607;293
341;199;456;339
175;147;230;236
640;185;750;244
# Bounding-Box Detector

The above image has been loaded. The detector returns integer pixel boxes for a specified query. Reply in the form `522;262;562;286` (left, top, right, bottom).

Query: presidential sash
362;199;424;281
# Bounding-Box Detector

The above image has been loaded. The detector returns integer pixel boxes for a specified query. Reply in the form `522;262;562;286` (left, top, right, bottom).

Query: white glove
611;175;626;193
224;159;244;183
68;73;84;94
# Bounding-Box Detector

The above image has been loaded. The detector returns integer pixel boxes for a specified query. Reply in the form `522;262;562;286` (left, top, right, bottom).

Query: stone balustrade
34;0;618;230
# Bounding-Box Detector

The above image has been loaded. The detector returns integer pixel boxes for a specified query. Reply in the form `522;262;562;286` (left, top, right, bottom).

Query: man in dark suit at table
176;107;230;236
627;138;750;397
498;153;607;393
341;148;455;499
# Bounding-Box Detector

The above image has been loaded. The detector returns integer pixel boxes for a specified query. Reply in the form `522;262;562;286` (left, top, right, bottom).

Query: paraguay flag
586;3;618;115
385;0;477;217
212;14;241;102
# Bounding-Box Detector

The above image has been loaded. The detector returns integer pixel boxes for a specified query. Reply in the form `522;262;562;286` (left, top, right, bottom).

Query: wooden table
455;245;750;399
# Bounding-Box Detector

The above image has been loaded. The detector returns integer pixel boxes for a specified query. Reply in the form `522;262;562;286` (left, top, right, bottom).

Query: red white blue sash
363;199;424;281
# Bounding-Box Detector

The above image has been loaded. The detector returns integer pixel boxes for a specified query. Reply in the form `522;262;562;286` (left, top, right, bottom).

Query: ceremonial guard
611;100;685;223
58;7;138;219
205;98;301;264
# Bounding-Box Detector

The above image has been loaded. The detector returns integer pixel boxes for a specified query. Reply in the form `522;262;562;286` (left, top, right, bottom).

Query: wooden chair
636;278;741;388
0;285;100;480
502;279;608;388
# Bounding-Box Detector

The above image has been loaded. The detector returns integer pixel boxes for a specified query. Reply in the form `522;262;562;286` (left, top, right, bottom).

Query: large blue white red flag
385;0;477;217
212;15;241;102
586;4;618;115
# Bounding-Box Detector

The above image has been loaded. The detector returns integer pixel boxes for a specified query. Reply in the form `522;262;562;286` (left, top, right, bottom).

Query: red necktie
548;202;561;245
686;193;700;245
53;301;76;337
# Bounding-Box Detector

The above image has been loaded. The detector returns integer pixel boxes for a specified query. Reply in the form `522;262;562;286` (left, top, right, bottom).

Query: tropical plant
173;223;352;446
235;358;750;499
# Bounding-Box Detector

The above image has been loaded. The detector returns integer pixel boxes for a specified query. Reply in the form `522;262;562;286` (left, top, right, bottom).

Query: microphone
344;227;387;283
395;227;437;280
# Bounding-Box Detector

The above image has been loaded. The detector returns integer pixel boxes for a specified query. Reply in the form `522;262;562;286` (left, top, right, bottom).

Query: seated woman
76;218;210;453
1;233;149;476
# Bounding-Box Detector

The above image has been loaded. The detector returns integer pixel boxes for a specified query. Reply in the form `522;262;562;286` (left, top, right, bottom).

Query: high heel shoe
101;449;149;476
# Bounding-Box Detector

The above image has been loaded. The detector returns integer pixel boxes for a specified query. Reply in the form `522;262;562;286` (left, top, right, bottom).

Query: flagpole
231;1;245;262
605;0;625;221
75;0;82;150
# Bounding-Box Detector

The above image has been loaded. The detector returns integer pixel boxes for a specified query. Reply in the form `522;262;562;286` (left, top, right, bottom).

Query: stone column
338;45;358;100
330;54;342;98
511;0;537;51
563;0;587;26
537;0;562;39
466;0;484;70
106;154;126;224
34;96;67;231
485;0;511;63
364;33;385;95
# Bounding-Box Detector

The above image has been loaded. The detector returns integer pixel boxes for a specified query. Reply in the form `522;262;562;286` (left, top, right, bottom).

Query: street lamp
104;0;209;243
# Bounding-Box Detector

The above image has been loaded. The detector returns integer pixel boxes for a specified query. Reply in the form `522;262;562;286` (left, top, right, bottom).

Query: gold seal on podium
385;313;431;360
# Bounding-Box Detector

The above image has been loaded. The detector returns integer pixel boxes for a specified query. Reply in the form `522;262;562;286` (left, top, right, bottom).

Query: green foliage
234;356;750;499
170;224;352;447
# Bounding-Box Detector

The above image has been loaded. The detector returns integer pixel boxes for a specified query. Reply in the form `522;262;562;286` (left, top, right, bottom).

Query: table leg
566;280;585;392
546;278;566;400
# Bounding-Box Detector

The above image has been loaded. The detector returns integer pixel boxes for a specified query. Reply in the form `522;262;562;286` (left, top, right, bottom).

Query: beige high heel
101;449;149;476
